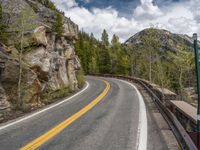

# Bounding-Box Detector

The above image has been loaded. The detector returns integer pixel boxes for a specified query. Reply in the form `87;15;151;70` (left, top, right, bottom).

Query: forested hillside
126;28;196;103
76;28;197;104
75;30;130;76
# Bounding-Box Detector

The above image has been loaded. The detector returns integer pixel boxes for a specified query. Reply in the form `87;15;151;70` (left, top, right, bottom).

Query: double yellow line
21;80;110;150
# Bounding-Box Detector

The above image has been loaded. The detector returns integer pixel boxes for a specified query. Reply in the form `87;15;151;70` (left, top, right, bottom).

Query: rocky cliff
0;0;81;120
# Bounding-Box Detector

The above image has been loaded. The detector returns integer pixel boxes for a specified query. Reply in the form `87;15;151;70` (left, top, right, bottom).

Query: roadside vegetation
41;87;73;105
76;68;85;89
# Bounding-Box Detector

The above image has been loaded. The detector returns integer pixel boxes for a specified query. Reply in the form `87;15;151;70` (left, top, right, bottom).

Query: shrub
76;68;85;89
41;87;72;104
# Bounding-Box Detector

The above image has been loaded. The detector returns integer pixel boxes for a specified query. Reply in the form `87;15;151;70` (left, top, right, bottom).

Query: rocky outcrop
24;26;80;92
0;0;81;117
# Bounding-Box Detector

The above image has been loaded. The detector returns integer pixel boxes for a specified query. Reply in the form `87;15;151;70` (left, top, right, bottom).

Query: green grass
41;87;73;104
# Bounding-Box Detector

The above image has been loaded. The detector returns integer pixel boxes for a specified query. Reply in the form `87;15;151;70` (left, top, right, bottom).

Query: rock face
0;0;81;115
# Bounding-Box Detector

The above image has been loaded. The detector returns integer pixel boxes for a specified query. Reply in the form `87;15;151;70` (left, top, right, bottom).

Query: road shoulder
135;82;180;150
0;81;89;131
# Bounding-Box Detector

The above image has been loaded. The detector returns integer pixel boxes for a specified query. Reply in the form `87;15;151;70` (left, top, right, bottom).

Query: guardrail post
193;33;200;148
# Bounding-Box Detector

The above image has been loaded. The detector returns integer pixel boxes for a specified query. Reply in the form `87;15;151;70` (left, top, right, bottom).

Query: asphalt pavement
0;76;169;150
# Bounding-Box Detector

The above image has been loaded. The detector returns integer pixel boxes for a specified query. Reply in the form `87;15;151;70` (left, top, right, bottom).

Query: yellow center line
20;80;110;150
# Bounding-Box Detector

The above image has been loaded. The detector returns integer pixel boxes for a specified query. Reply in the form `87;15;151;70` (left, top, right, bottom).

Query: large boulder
0;84;10;110
25;46;51;74
33;26;48;46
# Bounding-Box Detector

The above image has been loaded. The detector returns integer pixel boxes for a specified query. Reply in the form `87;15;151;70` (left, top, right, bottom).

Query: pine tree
99;44;111;73
38;0;56;10
53;12;64;37
75;31;96;74
111;34;119;46
89;56;98;74
101;29;109;47
110;34;120;74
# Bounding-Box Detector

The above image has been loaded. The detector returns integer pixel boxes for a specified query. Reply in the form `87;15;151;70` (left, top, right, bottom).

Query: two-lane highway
0;76;168;150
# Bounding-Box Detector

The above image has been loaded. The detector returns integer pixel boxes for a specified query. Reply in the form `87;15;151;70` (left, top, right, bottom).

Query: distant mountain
125;28;198;52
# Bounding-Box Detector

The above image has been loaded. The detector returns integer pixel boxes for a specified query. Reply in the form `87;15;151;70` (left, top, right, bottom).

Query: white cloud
53;0;200;42
133;0;163;20
190;0;200;23
63;7;143;41
157;1;199;37
52;0;77;10
168;17;198;35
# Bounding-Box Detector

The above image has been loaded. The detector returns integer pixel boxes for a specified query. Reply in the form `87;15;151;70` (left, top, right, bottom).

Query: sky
52;0;200;42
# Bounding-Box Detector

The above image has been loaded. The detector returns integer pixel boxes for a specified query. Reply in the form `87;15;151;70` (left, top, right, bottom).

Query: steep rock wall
0;0;81;117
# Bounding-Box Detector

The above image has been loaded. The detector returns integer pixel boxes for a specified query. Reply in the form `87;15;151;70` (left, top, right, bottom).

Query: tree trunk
17;32;23;109
149;51;152;82
179;69;183;100
131;53;134;76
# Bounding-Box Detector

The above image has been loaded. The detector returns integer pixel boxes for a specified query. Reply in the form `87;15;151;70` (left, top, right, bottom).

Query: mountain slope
125;28;195;51
124;28;196;103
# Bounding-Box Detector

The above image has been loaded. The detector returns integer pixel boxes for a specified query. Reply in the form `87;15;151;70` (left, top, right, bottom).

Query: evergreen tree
98;44;111;73
75;31;98;74
38;0;56;10
111;34;119;46
89;56;98;74
53;12;64;37
101;29;109;46
75;32;87;72
110;34;120;74
116;54;130;75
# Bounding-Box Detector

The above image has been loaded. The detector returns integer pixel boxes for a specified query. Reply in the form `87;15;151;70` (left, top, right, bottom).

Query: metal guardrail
93;74;198;150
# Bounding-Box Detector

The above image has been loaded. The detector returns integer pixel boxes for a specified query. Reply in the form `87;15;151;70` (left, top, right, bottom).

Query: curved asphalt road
0;76;167;150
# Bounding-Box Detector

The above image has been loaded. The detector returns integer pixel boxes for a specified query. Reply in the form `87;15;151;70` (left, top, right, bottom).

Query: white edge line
118;79;147;150
0;81;90;131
